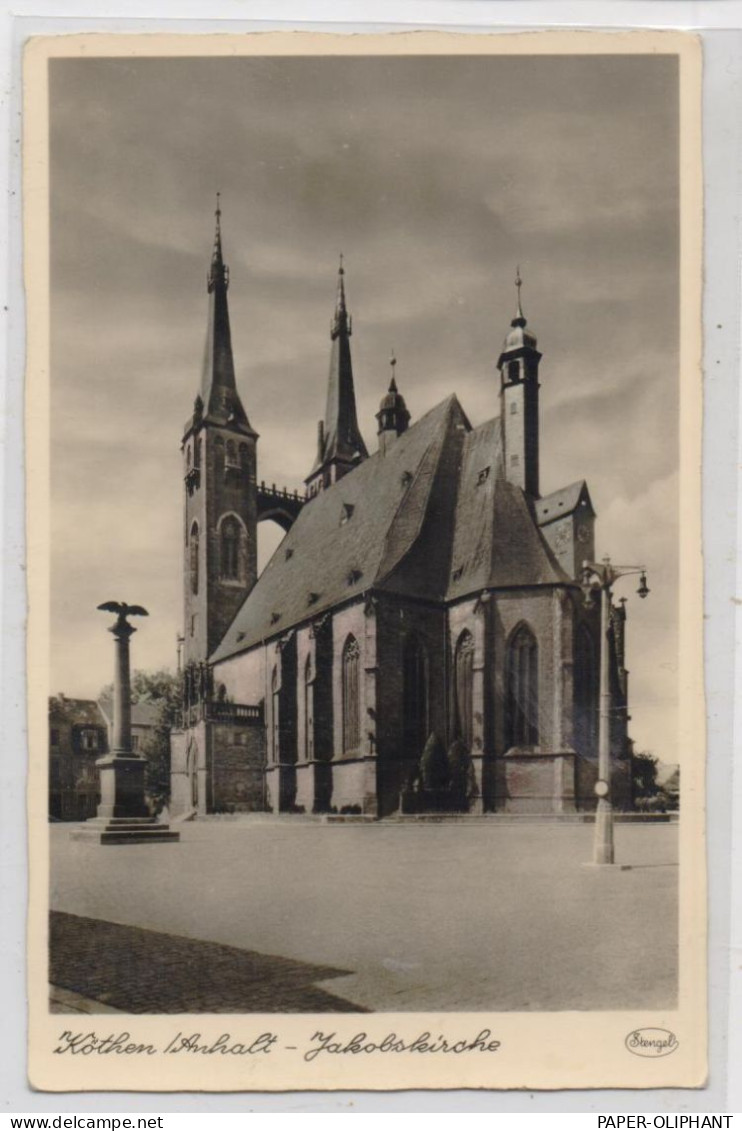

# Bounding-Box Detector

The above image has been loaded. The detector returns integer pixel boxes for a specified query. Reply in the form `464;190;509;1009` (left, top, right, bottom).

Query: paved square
50;819;678;1012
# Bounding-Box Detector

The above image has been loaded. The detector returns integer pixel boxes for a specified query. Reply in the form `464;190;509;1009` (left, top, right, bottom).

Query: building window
220;516;241;580
508;361;519;382
574;624;598;758
271;667;280;763
80;729;99;752
190;521;199;594
225;439;239;470
506;623;539;747
510;401;518;414
304;654;313;760
403;635;428;759
342;635;361;754
130;735;140;752
454;630;475;750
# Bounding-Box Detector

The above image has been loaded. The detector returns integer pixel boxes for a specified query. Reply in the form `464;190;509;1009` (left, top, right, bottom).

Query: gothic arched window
225;439;239;470
189;521;199;595
304;654;313;760
220;516;240;580
574;624;598;758
506;623;539;748
403;635;428;758
454;630;475;750
271;667;280;763
342;636;360;754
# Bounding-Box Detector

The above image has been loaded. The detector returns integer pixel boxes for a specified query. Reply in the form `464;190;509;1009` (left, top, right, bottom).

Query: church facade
170;209;631;818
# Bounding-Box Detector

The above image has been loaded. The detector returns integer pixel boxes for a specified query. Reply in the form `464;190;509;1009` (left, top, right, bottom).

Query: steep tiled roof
212;396;466;660
446;419;568;600
213;394;575;663
534;480;594;526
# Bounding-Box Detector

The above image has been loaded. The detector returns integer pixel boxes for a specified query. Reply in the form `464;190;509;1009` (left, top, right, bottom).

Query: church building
170;207;631;818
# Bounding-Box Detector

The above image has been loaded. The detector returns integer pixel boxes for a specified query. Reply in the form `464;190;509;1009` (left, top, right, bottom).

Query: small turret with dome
376;352;411;454
501;268;539;353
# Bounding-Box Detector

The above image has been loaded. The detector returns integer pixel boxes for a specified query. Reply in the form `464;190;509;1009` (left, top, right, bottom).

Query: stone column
112;618;133;752
96;613;148;820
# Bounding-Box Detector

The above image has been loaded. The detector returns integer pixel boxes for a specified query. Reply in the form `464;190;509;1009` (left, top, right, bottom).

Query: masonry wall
211;722;266;812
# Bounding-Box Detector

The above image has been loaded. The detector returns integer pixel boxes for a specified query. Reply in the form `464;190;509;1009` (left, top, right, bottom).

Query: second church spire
306;257;368;496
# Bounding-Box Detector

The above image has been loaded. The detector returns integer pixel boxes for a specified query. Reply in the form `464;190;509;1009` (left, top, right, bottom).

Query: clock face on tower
576;523;591;545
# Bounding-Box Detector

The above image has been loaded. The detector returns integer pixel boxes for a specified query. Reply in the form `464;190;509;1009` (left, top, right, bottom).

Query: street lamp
580;556;649;866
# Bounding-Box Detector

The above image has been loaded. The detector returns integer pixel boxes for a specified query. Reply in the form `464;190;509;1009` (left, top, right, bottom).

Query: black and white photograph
26;30;705;1092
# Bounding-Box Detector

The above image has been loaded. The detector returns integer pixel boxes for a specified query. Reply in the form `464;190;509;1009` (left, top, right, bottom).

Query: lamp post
580;557;649;866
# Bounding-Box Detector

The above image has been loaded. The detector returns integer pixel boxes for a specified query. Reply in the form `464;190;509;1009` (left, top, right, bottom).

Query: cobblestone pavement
50;912;368;1013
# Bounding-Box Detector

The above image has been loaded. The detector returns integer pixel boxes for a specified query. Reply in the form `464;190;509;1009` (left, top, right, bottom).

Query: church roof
446;420;567;599
534;480;595;526
212;396;572;663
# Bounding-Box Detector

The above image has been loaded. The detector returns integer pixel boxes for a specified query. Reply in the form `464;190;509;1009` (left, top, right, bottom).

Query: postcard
25;28;705;1091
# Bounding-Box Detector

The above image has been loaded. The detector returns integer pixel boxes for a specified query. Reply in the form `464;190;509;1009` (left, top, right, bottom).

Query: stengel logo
625;1028;679;1057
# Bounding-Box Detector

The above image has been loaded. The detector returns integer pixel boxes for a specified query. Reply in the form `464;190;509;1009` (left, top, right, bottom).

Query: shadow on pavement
49;911;369;1013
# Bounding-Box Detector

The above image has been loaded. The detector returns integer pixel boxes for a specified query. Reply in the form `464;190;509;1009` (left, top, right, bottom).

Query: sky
49;50;680;761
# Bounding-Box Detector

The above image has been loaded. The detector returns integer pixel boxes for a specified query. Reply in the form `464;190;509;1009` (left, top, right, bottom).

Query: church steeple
181;200;259;668
199;195;255;435
306;257;368;496
497;268;542;499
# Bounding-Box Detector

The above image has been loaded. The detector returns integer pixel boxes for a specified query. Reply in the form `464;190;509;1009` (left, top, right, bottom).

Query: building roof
98;697;160;729
49;697;104;726
534;480;595;526
212;395;573;663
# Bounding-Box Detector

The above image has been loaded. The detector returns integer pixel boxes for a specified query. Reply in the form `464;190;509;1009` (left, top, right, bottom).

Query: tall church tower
306;257;368;497
182;199;258;666
497;270;541;498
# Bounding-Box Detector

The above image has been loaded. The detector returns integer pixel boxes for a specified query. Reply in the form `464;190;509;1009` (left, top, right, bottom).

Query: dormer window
340;503;354;525
347;569;363;586
270;611;281;625
401;471;413;488
285;547;294;561
307;592;320;606
477;467;490;486
452;566;463;581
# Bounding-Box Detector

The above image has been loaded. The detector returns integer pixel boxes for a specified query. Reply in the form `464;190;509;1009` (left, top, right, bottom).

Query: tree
98;668;182;809
631;750;679;812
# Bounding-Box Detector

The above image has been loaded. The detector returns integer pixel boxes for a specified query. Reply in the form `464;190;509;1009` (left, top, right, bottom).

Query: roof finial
389;349;397;392
512;264;526;327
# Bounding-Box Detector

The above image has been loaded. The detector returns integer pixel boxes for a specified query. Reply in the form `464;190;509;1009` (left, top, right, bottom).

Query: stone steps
71;819;180;845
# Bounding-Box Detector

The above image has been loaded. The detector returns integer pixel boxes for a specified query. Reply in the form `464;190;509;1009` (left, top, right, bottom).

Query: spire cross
389;349;397;390
513;264;526;326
